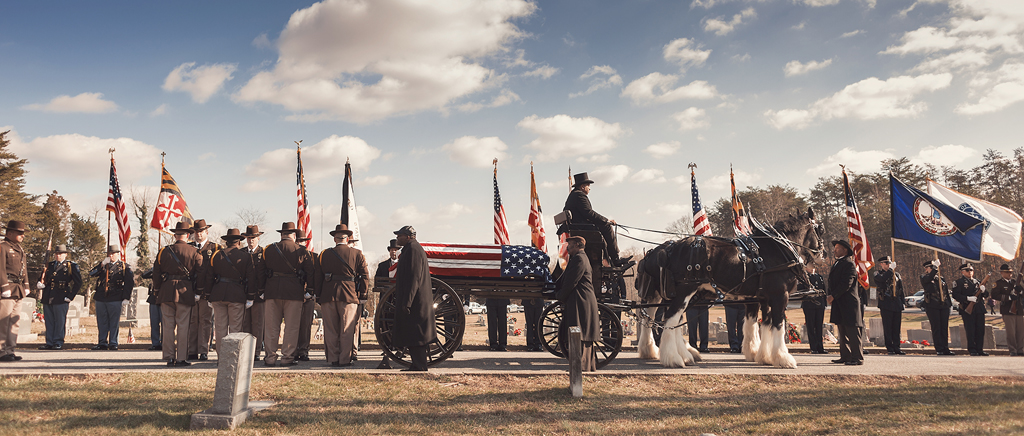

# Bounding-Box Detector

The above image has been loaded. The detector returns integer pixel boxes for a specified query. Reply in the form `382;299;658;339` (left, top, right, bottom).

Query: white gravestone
190;333;273;430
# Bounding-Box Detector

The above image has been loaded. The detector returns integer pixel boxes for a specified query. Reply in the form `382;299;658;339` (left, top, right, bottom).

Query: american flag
843;168;873;288
106;157;131;261
731;166;751;236
528;164;547;251
493;161;510;245
296;147;312;250
691;169;713;236
389;243;550;279
150;164;193;232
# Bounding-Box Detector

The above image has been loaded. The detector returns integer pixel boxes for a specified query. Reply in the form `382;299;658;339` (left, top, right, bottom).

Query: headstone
120;287;151;328
907;329;932;343
867;318;883;340
66;296;86;337
949;325;963;348
984;324;996;350
995;329;1007;347
568;326;582;398
921;321;931;330
191;333;273;430
17;298;37;342
715;331;728;344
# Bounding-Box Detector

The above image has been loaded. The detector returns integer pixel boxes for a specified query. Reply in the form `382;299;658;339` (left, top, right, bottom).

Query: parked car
507;303;523;313
465;302;487;314
905;290;925;308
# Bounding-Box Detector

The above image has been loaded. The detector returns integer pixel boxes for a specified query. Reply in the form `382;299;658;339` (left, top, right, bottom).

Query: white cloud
149;104;168;117
784;58;834;76
434;203;472;220
956;61;1024;115
389;202;471;225
233;0;536;123
442;136;508;168
882;27;959;55
703;7;756;36
569;65;623;98
390;204;426;224
518;114;626;162
911;50;991;73
765;73;952;129
362;175;393;185
457;89;521;112
807;148;896;176
621;73;718;105
913;144;978;167
792;22;806;30
252;33;273;50
800;0;840;6
673;107;710;130
732;53;751;62
22;92;118;114
841;30;863;38
245;135;381;190
523;66;559;79
576;154;610;163
662;38;711;71
590;165;631;186
645;141;681;158
645;203;689;216
198;152;216;161
705;169;761;190
163;62;236;104
4;128;161;183
631;169;667;184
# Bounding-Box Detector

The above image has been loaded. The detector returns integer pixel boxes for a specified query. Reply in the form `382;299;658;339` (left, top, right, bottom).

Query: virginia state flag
890;174;985;261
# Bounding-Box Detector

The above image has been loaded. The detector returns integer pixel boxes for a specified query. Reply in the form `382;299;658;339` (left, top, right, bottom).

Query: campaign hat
329;224;353;237
4;220;26;234
54;244;70;254
192;219;211;232
221;228;244;241
242;225;264;237
172;222;194;234
276;222;298;234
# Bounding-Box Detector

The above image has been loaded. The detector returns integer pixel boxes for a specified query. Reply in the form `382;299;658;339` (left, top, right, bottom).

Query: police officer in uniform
261;222;314;367
204;228;257;350
315;224;370;367
990;264;1024;356
294;229;316;362
241;225;267;361
563;172;628;266
189;219;218;361
828;240;863;365
154;222;205;366
920;260;954;355
800;265;827;354
873;256;906;355
951;263;989;356
38;245;82;350
89;245;135;350
0;220;29;362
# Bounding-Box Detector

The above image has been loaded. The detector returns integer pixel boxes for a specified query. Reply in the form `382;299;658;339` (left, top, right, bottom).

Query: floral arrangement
786;322;801;343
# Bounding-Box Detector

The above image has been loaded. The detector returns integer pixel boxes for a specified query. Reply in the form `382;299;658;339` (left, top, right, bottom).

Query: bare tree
130;185;157;275
226;206;268;230
666;215;694;239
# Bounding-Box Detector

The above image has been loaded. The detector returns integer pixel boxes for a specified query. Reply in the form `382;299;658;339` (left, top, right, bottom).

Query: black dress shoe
0;354;18;362
698;348;711;353
351;355;357;362
887;352;897;355
282;361;298;366
108;345;118;351
148;345;162;351
198;354;208;361
92;345;107;350
187;354;199;360
938;351;956;355
970;352;980;356
174;360;192;367
896;350;906;355
296;354;310;361
39;344;53;350
334;362;353;367
831;359;848;364
978;351;990;356
863;349;870;355
53;344;63;350
845;360;864;365
167;360;176;367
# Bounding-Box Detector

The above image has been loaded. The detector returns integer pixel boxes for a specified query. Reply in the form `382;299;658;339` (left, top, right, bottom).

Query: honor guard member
294;229;316;362
154;222;204;366
873;256;906;355
952;263;990;356
89;245;135;351
556;235;600;371
242;225;267;361
261;222;315;367
141;268;161;351
0;220;29;362
920;260;954;355
203;228;257;351
392;225;435;371
563;172;629;267
188;219;218;361
800;265;827;354
37;245;82;350
315;224;370;367
345;235;368;362
827;240;863;365
990;264;1024;356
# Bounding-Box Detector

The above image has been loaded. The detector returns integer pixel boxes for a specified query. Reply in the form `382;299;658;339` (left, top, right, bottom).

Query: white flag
927;180;1023;261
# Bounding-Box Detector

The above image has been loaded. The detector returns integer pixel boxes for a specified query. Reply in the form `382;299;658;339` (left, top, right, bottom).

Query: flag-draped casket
389;243;551;281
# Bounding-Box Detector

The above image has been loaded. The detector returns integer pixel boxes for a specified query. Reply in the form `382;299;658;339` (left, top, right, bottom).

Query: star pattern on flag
500;245;550;279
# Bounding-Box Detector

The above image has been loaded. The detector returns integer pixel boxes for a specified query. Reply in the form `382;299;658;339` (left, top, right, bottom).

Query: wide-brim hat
221;228;244;241
296;229;311;242
107;244;121;254
4;220;26;234
276;222;298;234
192;219;211;232
54;244;69;254
387;239;400;251
572;172;595;187
831;239;854;255
242;225;264;237
877;256;892;264
329;224;353;237
1000;264;1013;272
393;225;416;237
172;221;195;234
959;263;974;271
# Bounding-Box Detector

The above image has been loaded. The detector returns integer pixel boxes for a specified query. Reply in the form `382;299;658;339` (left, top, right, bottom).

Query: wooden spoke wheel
374;277;465;367
537;301;623;369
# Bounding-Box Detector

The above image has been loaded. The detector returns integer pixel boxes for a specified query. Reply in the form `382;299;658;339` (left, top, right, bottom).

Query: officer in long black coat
873;256;906;355
392;226;436;371
920;260;954;355
828;240;863;365
556;235;600;371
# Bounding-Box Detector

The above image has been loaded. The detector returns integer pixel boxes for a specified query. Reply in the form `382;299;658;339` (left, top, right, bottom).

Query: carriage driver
564;172;631;267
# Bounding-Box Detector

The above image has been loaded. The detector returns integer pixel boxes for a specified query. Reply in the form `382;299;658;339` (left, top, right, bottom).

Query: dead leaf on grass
439;382;460;388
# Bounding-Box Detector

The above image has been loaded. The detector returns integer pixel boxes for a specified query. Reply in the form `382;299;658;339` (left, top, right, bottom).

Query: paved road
3;349;1022;377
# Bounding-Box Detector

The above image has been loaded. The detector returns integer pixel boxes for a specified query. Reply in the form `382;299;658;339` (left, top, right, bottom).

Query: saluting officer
952;263;989;356
261;222;315;367
241;225;267;361
154;222;205;367
315;224;370;367
38;245;83;350
204;228;257;350
920;260;954;355
189;219;219;361
0;220;29;362
873;256;906;355
89;245;135;351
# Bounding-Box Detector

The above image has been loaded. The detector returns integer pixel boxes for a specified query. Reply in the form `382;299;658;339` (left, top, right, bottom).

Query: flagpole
157;152;166;250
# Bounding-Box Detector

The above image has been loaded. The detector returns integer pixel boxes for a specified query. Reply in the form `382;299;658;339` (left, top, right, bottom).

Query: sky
2;0;1024;263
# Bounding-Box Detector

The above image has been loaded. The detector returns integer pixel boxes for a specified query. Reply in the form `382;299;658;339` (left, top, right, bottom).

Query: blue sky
3;0;1023;262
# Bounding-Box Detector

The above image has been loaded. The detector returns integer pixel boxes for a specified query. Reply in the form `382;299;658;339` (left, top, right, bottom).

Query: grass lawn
2;373;1022;435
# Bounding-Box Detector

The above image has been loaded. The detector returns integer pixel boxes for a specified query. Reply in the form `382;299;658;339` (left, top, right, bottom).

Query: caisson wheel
374;277;464;367
537;301;623;368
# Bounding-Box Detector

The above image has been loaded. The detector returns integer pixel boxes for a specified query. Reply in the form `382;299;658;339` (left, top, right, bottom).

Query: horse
634;208;823;368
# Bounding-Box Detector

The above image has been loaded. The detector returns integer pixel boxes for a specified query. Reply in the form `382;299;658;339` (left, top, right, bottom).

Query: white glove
933;259;941;267
259;293;265;300
967;296;977;302
36;281;44;290
980;285;986;291
1;290;10;298
122;299;129;305
102;257;111;266
303;292;312;300
64;297;71;303
245;300;254;309
194;294;201;302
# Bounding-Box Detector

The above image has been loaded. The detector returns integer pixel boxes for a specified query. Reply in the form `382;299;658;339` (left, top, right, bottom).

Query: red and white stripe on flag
493;170;510;245
107;158;131;261
422;243;503;277
296;149;313;250
843;170;873;288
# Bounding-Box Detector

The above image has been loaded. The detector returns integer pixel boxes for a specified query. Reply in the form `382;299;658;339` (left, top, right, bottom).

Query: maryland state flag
528;163;547;252
730;166;752;236
150;163;193;233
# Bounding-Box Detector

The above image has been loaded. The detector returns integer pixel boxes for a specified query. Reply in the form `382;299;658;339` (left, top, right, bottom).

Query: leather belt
218;277;242;285
271;272;298;278
166;274;189;280
324;274;355;282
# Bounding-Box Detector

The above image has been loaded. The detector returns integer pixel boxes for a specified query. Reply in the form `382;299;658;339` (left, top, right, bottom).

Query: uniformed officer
294;229;316;362
827;240;863;365
0;220;29;362
261;222;315;367
154;221;205;366
189;219;219;361
89;245;135;350
241;225;267;361
37;245;82;350
873;256;906;355
990;264;1024;356
920;260;954;355
204;228;257;351
952;263;989;356
800;265;827;354
563;172;628;266
315;224;370;367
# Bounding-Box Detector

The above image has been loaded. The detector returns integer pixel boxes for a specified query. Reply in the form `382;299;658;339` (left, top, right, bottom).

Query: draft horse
635;208;823;368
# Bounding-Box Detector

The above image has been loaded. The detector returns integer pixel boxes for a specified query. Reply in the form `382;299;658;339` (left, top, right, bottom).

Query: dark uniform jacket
89;260;134;302
153;241;204;305
920;270;950;309
873;269;905;312
262;239;314;301
376;258;396;279
315;244;370;304
192;240;219;296
556;250;600;342
42;260;83;305
563;188;608;226
392;239;436;348
990;277;1023;316
828;255;862;327
204;246;257;304
245;245;267;302
800;273;827;309
952;276;988;316
0;239;29;300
